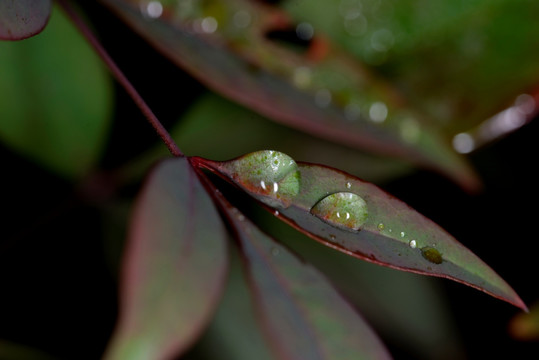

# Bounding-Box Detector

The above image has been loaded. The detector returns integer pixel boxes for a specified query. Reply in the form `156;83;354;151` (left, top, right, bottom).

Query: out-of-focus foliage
0;6;112;178
0;0;51;40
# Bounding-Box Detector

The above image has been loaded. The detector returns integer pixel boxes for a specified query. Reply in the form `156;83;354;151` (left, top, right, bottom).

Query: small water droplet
296;22;314;41
400;231;405;238
141;1;163;19
329;234;336;240
233;10;251;28
201;16;218;34
377;223;385;231
271;247;280;256
400;117;420;144
453;132;475;154
346;182;352;189
274;210;279;216
293;66;312;89
238;214;245;222
409;239;417;249
369;102;388;123
371;28;394;52
421;247;443;264
315;89;332;108
310;192;368;232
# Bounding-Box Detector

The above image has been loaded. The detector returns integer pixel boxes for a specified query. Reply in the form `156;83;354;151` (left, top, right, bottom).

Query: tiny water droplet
329;234;336;240
409;239;417;249
377;223;385;231
400;231;405;238
369;101;388;123
238;214;245;222
346;182;352;189
200;16;218;34
310;192;368;232
421;247;443;264
274;210;279;216
296;22;314;41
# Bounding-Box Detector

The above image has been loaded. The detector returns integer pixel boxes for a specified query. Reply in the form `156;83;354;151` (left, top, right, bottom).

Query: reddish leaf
105;158;228;360
101;0;479;191
198;150;526;310
216;195;391;359
0;0;51;40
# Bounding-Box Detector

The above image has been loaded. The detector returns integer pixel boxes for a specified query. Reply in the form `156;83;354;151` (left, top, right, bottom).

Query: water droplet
315;89;332;108
274;210;280;216
296;22;314;41
399;117;420;144
233;10;251;28
329;234;336;240
141;1;163;19
201;16;218;34
400;231;405;238
293;66;312;89
421;247;443;264
238;214;245;222
369;102;388;123
409;239;417;249
377;223;385;231
371;28;394;52
346;182;352;189
452;132;475;154
310;192;368;232
223;150;301;208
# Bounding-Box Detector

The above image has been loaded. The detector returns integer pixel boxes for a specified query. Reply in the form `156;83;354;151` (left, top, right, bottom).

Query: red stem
56;0;183;157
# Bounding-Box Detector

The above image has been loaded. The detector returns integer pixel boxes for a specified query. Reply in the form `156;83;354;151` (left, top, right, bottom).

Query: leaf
0;5;112;178
0;0;51;40
105;157;229;360
282;0;539;133
100;0;478;191
219;196;391;360
199;150;526;310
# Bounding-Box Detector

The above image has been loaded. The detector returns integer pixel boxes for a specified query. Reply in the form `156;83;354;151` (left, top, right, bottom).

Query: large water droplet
310;192;368;232
223;150;301;208
421;247;443;264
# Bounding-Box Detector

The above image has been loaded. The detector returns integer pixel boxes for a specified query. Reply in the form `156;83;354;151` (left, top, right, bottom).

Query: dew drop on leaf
421;247;443;264
222;150;301;209
310;192;368;232
409;239;417;249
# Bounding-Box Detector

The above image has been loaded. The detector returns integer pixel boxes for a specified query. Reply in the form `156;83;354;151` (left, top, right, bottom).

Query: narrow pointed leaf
219;199;391;359
101;0;478;190
0;0;51;40
200;150;525;310
105;158;228;360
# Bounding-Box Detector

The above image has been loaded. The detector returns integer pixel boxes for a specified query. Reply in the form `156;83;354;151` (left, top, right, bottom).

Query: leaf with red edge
0;0;51;40
100;0;479;191
217;195;391;360
105;157;229;360
197;150;526;311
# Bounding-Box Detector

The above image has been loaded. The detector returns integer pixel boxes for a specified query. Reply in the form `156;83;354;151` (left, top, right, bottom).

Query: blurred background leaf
0;5;112;178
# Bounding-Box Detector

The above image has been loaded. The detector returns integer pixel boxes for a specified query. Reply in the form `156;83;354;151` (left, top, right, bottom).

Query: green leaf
105;157;229;360
101;0;478;191
201;150;526;310
0;5;112;178
220;197;391;360
0;0;51;40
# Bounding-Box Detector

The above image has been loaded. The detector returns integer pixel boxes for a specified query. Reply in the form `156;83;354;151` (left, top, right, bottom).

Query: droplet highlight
409;239;417;249
310;192;368;232
421;247;443;264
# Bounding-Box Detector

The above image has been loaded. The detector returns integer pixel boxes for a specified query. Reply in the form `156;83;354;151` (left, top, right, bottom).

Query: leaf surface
200;150;526;310
0;0;51;40
101;0;478;190
105;157;228;360
219;196;391;360
0;6;112;178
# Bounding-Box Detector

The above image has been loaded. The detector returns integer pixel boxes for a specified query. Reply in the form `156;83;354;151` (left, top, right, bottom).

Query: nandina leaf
0;5;112;178
199;150;526;310
105;158;228;360
219;198;391;359
100;0;478;191
0;0;51;40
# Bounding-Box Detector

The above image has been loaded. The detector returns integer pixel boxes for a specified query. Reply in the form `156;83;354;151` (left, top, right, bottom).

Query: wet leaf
282;0;539;133
105;157;228;360
0;5;112;178
101;0;478;191
220;198;391;360
201;150;526;310
0;0;51;40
